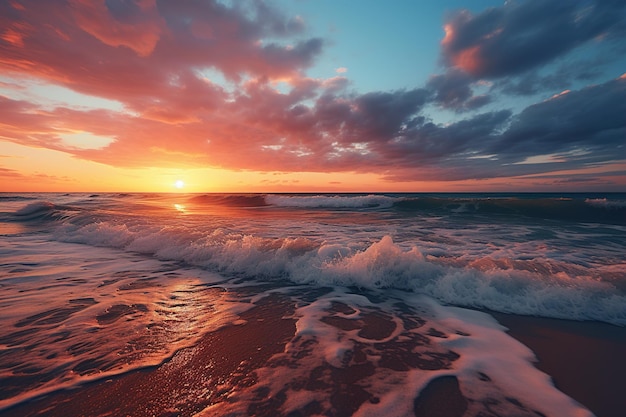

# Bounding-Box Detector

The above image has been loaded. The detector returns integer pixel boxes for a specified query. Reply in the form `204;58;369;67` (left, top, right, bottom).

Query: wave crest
15;201;56;216
51;219;626;325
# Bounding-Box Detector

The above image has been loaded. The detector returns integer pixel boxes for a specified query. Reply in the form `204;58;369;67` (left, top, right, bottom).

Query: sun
174;180;185;189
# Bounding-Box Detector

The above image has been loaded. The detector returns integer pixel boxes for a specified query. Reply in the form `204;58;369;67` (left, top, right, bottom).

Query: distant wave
189;194;268;207
42;215;625;325
183;193;626;223
187;194;399;209
11;194;626;227
266;194;398;209
0;195;38;202
585;197;626;209
394;196;626;225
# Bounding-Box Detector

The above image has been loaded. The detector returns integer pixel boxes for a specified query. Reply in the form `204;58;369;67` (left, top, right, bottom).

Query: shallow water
1;192;624;415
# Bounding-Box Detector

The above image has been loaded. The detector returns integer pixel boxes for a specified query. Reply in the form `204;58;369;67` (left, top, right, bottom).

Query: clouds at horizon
1;0;625;189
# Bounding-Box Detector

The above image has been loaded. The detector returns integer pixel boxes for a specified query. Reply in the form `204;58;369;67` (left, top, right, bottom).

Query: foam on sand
198;289;593;416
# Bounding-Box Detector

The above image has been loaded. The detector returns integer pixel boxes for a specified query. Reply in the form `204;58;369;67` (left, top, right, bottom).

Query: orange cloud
69;0;163;57
451;46;482;75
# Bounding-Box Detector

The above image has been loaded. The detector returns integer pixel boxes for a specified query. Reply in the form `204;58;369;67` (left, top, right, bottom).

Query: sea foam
197;289;593;417
51;217;626;325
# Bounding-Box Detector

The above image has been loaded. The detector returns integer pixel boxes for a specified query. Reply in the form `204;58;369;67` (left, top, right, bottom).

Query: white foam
315;236;626;325
52;219;626;325
585;198;626;208
422;295;593;417
197;289;593;416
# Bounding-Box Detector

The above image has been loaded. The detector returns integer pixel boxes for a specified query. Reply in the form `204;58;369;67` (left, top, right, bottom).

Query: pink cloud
69;0;163;57
0;0;321;100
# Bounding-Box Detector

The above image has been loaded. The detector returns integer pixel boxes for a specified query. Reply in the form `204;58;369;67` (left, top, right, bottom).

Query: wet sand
1;294;297;417
493;313;626;417
2;296;624;417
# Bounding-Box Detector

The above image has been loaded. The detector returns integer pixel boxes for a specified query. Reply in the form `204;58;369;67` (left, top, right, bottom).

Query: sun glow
175;180;185;189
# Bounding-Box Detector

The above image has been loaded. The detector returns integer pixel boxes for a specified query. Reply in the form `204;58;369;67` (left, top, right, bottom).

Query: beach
495;313;626;417
3;295;625;417
1;192;625;416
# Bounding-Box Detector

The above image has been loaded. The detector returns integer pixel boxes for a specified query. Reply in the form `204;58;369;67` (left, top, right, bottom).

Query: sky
0;0;625;193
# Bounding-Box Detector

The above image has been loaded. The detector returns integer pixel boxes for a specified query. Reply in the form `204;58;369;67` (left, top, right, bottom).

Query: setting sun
175;180;185;189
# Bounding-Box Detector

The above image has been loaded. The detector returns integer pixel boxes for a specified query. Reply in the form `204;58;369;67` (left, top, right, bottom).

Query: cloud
0;0;624;189
0;0;323;101
0;166;26;179
69;0;163;57
491;76;626;163
426;68;491;111
441;0;626;79
495;70;571;97
427;0;626;113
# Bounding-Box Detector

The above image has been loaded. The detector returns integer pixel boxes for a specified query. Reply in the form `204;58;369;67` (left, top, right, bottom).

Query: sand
2;296;625;417
1;293;297;417
493;312;626;417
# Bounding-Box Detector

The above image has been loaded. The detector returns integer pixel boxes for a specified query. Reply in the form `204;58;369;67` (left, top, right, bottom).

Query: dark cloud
496;71;571;97
426;68;492;111
382;110;512;163
261;38;323;73
442;0;626;79
492;77;626;161
426;69;472;108
367;76;626;182
349;89;431;138
494;53;614;97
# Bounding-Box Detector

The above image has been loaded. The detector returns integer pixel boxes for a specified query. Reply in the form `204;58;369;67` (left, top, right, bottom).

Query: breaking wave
7;195;626;325
18;214;621;325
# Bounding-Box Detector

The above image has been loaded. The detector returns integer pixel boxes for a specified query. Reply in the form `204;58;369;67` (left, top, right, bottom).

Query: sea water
1;192;625;416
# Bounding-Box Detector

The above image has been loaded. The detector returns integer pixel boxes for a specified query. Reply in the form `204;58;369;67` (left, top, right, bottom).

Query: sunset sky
1;0;625;192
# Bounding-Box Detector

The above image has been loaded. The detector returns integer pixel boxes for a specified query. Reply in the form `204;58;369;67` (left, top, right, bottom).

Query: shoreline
492;312;626;417
2;299;624;417
1;293;297;417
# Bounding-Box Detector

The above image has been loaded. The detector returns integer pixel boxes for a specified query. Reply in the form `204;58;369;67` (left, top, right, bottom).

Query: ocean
1;192;625;416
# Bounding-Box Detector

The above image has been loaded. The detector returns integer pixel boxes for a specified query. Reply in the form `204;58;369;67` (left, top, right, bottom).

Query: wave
43;217;625;326
6;201;92;225
394;196;626;225
189;194;268;207
132;193;626;224
0;195;38;202
8;197;626;325
14;201;57;216
585;197;626;209
266;194;398;209
187;193;626;224
187;194;398;209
